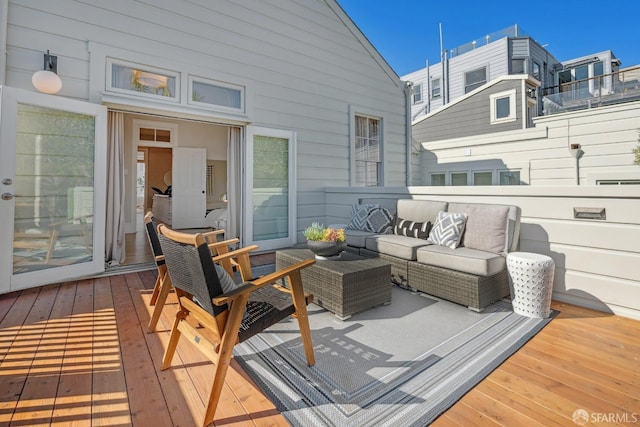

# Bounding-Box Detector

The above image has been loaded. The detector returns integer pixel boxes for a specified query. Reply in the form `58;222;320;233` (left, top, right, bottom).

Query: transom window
412;84;422;104
355;115;382;186
108;60;179;101
189;76;244;113
133;119;178;146
465;67;487;93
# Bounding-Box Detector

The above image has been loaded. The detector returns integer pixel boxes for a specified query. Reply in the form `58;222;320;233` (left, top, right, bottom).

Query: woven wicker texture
408;261;510;311
276;249;391;319
360;248;409;287
159;233;302;337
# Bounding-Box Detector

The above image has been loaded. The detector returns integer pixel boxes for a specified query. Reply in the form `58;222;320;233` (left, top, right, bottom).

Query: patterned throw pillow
347;204;378;230
393;217;432;239
365;207;394;233
427;211;468;249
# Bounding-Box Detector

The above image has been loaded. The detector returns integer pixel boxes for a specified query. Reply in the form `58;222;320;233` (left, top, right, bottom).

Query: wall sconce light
32;50;62;94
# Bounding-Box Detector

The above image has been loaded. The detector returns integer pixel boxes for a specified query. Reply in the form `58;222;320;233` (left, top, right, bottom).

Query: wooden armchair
143;211;257;332
156;224;315;426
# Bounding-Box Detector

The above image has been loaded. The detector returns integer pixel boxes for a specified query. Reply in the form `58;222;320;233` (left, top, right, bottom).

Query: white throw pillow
427;211;468;249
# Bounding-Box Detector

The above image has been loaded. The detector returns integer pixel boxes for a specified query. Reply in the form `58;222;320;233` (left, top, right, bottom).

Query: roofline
326;0;402;88
411;74;540;126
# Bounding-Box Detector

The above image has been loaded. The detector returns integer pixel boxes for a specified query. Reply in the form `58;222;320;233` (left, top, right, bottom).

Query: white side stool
506;252;555;318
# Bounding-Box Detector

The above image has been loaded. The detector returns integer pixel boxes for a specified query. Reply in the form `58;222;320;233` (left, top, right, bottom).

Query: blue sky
336;0;640;76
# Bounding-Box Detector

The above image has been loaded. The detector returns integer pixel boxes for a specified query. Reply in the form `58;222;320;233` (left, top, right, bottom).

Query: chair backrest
157;224;227;317
143;212;164;266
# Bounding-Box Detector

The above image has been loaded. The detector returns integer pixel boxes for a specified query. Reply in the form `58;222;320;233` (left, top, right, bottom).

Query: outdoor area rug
234;284;556;426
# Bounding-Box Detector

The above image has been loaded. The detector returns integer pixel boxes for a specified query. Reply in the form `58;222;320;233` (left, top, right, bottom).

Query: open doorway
120;113;234;266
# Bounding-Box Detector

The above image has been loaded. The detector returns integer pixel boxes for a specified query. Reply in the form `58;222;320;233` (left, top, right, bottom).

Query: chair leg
148;267;172;333
161;311;184;370
287;270;316;367
149;273;162;306
202;295;249;426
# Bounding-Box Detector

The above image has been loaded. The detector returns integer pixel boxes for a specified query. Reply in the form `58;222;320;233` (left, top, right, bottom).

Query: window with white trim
490;89;517;124
412;84;422;104
107;59;179;101
188;76;244;113
354;115;382;186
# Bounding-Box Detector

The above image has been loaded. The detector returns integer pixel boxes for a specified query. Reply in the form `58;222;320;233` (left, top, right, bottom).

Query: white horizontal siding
415;100;640;186
4;0;409;235
447;38;509;101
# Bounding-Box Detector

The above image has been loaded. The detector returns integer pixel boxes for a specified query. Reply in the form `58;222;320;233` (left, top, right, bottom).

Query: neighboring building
403;25;621;121
406;25;639;187
0;0;410;293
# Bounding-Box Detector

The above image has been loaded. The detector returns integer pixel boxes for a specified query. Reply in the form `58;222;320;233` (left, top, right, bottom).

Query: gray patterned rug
234;284;555;426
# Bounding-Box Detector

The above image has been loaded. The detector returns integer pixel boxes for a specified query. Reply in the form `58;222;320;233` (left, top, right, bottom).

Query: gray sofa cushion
416;245;507;276
461;205;509;254
365;234;432;260
448;202;521;253
344;229;377;248
396;199;448;224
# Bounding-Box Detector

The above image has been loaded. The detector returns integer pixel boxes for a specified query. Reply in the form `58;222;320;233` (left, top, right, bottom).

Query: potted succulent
303;222;347;258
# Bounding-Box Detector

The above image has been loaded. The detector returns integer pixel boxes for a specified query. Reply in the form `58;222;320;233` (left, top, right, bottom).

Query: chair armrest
211;245;258;264
202;229;225;242
212;258;315;306
207;238;240;253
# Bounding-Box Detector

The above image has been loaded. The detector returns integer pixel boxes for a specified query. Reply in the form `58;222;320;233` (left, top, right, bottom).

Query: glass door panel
12;105;96;274
0;87;107;293
244;127;296;251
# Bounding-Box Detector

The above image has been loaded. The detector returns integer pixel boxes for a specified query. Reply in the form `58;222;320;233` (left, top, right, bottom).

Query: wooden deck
1;271;638;426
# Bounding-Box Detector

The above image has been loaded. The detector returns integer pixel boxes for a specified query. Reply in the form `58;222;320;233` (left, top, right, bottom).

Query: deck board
0;272;638;426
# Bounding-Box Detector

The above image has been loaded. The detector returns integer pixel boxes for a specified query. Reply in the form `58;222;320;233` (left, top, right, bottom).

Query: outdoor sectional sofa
336;198;521;312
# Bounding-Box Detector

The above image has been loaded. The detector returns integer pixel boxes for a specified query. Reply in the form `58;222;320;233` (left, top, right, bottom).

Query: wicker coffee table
276;249;391;320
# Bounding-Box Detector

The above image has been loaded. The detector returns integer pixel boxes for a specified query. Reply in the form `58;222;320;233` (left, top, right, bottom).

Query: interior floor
123;209;154;265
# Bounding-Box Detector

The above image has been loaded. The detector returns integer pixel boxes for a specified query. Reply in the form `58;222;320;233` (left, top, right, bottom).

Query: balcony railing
449;24;527;58
542;66;640;115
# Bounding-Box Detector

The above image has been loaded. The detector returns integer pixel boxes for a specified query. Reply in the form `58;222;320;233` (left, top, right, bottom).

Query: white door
244;126;296;251
171;147;206;229
0;87;107;293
